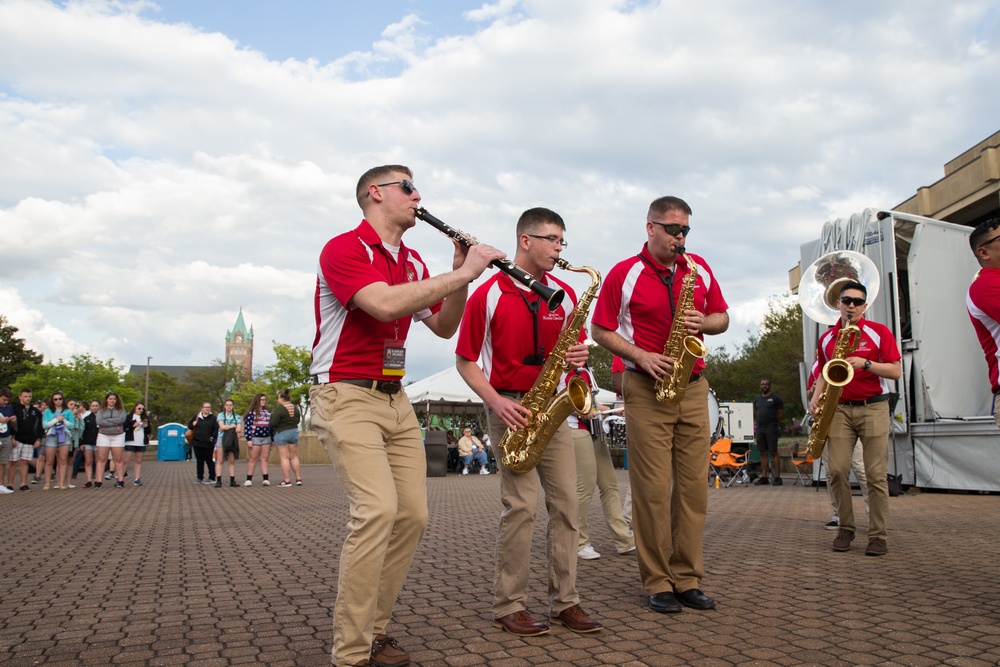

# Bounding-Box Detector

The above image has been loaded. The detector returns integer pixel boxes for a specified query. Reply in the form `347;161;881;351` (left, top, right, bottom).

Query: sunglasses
366;179;417;197
839;296;866;307
649;221;691;237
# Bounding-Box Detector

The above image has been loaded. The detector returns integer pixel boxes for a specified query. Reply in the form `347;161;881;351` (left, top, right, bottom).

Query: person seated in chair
457;427;490;475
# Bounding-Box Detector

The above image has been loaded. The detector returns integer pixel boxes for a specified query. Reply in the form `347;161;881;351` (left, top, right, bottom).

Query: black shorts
755;423;779;454
124;445;146;453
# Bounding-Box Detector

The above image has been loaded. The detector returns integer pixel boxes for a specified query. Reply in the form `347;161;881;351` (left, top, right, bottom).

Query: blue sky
141;0;484;67
1;0;998;386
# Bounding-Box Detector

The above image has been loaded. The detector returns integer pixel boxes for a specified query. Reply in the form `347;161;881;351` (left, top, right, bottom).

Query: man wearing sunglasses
592;196;729;615
966;217;1000;428
809;281;901;557
310;164;504;667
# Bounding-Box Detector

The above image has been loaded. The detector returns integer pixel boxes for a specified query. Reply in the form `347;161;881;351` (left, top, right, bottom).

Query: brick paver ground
1;460;999;666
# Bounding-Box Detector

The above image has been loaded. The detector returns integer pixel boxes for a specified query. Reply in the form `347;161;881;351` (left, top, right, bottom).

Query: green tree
0;315;43;388
12;354;141;406
587;343;614;391
704;298;805;423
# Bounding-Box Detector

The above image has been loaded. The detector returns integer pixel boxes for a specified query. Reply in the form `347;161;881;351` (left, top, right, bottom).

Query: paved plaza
1;459;999;666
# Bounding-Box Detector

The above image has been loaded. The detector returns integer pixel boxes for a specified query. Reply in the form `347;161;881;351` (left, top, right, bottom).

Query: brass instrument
805;319;860;458
498;261;601;473
655;248;708;404
798;249;881;457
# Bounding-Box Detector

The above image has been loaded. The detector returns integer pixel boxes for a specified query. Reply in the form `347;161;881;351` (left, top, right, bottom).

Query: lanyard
638;254;676;319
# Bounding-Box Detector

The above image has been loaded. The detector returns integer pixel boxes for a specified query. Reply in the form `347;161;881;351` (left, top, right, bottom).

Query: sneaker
114;480;124;488
617;545;637;555
824;518;839;530
105;473;114;480
479;467;489;475
133;479;143;487
262;479;270;487
295;479;303;486
94;482;102;489
31;476;40;484
278;481;293;488
84;481;93;488
0;486;13;494
244;480;253;486
19;485;30;491
195;479;203;485
462;468;468;475
66;483;76;489
214;479;222;488
772;477;783;486
4;485;12;491
577;545;601;560
865;537;888;557
229;480;239;487
753;476;770;485
832;528;855;552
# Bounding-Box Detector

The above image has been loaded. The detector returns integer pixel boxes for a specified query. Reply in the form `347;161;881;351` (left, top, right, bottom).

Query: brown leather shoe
865;537;888;556
371;634;409;667
494;610;550;636
551;604;603;634
832;528;855;552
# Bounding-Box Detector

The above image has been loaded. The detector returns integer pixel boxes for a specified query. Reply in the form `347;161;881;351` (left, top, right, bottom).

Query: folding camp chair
790;442;814;486
709;438;750;487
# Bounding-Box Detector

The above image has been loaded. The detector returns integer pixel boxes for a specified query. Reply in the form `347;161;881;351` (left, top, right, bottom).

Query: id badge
383;340;406;377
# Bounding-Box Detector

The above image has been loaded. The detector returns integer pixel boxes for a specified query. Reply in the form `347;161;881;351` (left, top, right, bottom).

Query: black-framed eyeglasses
649;221;691;237
525;234;568;248
365;179;417;197
839;296;866;307
978;234;1000;249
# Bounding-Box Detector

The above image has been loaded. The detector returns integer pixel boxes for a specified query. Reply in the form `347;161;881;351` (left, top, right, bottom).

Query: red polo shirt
456;271;578;392
967;267;1000;393
591;244;728;376
310;219;440;383
816;318;901;402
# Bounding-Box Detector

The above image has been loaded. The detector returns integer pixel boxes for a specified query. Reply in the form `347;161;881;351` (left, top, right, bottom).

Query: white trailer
799;208;996;491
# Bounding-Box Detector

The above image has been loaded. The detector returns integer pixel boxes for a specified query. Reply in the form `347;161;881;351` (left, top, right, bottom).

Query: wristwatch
863;360;872;370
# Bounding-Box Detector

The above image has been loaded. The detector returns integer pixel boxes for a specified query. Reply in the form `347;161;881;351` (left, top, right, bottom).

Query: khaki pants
310;383;428;667
486;403;580;618
823;439;869;520
623;371;711;595
571;429;633;553
826;402;890;539
994;394;1000;428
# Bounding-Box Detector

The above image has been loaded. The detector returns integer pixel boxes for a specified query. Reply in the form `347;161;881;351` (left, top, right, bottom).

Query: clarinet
415;207;565;310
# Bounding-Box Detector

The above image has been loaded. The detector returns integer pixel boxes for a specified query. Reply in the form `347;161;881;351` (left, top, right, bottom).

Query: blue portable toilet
157;422;187;461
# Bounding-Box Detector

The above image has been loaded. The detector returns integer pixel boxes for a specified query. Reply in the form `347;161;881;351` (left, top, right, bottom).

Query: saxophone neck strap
514;286;545;366
638;254;676;319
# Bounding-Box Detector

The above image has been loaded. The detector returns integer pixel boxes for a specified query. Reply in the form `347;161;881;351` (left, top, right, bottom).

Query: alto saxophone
805;318;860;458
498;260;602;473
655;249;708;404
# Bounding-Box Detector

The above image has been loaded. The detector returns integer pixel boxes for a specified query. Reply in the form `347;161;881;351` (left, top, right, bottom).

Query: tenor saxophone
498;260;601;473
655;249;708;404
805;318;860;458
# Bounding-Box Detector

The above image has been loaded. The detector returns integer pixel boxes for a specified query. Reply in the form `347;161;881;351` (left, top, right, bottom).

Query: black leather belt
324;378;403;395
840;394;889;407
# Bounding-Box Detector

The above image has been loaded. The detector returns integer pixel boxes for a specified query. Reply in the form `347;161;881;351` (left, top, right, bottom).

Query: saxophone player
809;281;901;557
456;207;603;637
591;196;729;614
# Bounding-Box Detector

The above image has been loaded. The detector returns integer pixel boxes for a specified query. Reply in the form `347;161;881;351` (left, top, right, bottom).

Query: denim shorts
273;430;299;446
250;436;272;446
44;434;69;449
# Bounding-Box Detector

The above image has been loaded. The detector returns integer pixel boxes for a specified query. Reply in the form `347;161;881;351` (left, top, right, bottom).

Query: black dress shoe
674;588;716;610
647;592;682;614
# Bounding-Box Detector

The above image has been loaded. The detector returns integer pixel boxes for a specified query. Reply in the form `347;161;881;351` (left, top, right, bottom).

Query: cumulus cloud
0;0;997;382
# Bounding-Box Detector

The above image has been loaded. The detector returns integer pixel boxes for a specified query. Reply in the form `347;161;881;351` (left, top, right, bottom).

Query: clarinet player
591;196;729;614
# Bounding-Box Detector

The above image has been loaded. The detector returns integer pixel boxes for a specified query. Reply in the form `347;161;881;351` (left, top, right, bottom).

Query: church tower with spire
225;308;254;378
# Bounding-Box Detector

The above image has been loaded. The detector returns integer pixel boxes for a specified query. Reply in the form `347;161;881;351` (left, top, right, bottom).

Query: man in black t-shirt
752;379;785;485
